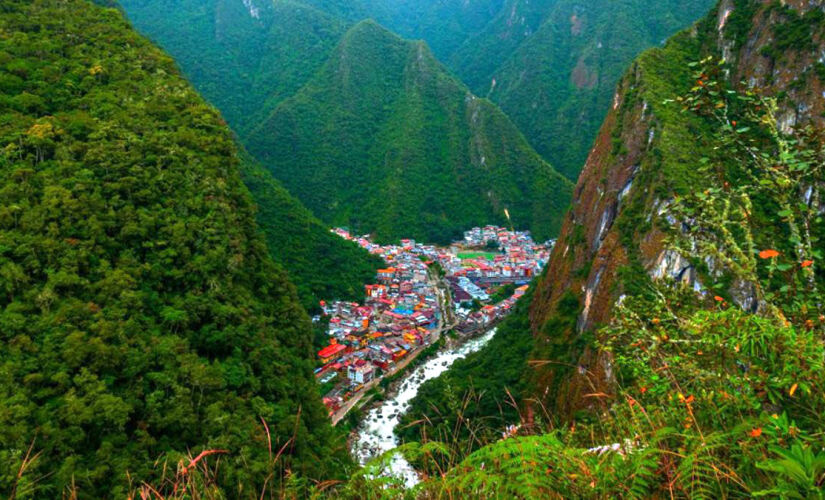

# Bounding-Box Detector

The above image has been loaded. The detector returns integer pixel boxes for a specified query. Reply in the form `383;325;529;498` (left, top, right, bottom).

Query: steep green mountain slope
326;0;508;61
239;153;382;310
305;0;714;182
477;0;716;179
119;0;713;186
112;0;381;309
119;0;348;135
246;20;572;243
447;0;559;93
118;0;573;244
528;0;825;417
117;0;522;133
0;0;351;496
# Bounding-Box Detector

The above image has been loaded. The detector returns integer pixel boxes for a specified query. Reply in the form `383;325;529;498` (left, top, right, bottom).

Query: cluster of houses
448;226;553;284
453;282;529;333
317;226;552;417
318;232;442;414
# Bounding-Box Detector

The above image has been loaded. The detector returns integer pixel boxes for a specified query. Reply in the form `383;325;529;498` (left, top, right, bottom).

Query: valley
316;226;549;426
2;0;825;498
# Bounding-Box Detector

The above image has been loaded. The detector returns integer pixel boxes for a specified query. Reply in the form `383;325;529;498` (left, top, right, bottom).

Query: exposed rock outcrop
527;0;825;417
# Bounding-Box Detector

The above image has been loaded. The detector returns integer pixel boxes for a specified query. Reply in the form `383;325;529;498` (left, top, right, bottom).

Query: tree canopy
0;1;350;496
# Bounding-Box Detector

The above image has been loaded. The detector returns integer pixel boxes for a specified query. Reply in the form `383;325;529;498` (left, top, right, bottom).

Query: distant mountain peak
246;12;572;243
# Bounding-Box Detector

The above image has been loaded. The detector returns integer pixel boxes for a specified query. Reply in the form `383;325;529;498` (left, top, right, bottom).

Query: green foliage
419;433;662;499
597;285;825;498
723;0;761;49
396;286;537;457
405;278;825;497
308;0;714;183
120;1;573;244
759;2;825;61
471;0;715;180
118;1;381;311
489;283;516;304
670;58;824;320
239;152;382;311
0;1;350;496
313;0;513;63
246;20;572;243
755;442;825;499
119;0;348;136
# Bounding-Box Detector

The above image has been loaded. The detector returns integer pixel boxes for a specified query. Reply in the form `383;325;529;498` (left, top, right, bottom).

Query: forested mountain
312;0;513;61
331;0;715;180
117;0;527;134
473;0;716;179
246;20;572;243
528;0;825;418
447;0;558;91
119;0;573;244
119;0;712;233
382;0;825;497
0;0;351;496
330;0;714;180
118;0;348;135
110;0;381;309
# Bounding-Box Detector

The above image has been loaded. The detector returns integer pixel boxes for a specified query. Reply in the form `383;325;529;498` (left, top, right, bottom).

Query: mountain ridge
0;0;351;494
246;19;573;243
528;0;825;416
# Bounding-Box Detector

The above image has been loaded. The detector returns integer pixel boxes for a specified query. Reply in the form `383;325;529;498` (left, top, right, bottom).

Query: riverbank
319;227;548;422
345;324;494;431
351;327;498;487
330;330;442;426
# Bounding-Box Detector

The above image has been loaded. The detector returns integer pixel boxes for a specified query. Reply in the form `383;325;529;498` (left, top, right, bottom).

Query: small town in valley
315;225;553;423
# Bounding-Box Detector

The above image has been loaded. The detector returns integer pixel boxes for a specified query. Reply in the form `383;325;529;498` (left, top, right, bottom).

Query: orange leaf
714;296;724;302
801;260;814;268
790;383;798;396
749;427;762;438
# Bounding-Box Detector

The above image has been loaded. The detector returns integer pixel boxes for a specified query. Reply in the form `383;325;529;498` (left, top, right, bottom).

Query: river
352;328;497;487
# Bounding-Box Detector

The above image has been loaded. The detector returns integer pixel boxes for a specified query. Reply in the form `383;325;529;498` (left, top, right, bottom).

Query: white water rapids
352;328;496;487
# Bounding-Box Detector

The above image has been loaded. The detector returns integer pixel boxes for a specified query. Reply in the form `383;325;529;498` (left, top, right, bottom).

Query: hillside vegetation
118;0;347;136
246;20;572;243
119;0;575;243
115;0;381;309
475;0;716;179
296;0;717;181
239;153;382;310
0;0;350;496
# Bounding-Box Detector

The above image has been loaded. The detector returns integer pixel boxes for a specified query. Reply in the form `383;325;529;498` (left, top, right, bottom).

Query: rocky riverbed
352;328;496;487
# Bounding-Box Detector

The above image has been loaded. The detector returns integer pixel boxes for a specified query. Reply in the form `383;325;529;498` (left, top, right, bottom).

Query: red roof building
318;343;347;363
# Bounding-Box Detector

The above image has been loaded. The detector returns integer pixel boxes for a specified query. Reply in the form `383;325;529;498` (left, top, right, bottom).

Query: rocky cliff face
527;0;825;416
